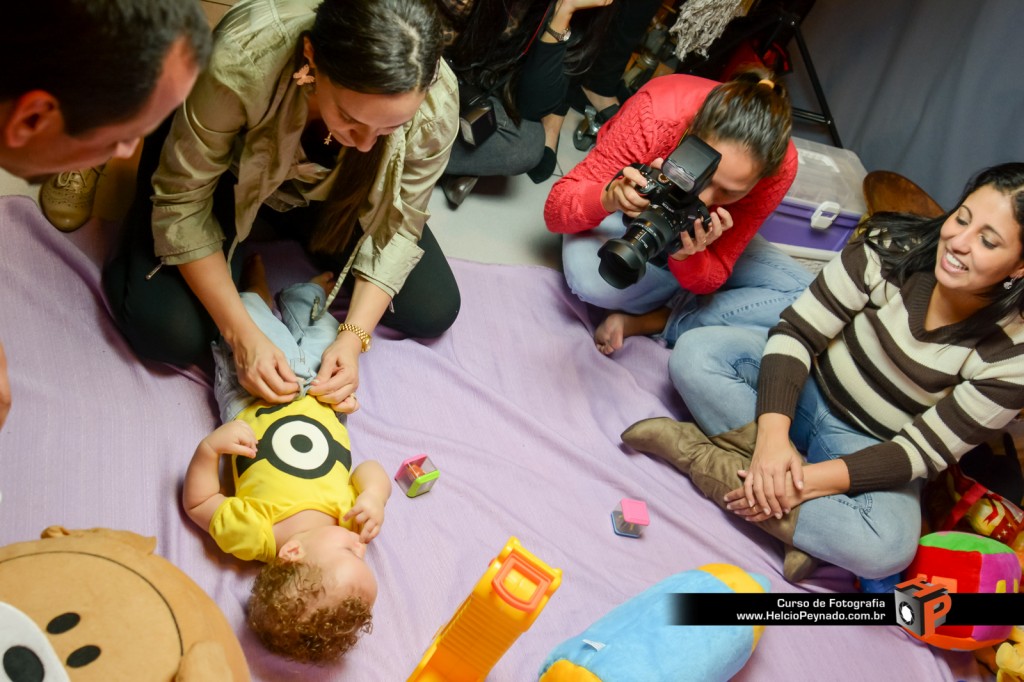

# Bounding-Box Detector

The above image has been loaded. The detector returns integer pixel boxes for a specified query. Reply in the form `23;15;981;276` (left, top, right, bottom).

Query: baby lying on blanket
183;256;391;663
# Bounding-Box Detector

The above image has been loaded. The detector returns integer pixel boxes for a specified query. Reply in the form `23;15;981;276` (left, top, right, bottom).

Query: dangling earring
1004;276;1021;290
292;63;315;86
323;132;333;146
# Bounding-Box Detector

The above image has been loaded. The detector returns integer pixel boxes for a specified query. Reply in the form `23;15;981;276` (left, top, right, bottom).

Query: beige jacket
150;0;458;297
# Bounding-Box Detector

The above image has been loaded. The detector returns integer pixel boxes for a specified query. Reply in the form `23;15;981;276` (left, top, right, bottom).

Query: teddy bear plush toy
0;527;249;681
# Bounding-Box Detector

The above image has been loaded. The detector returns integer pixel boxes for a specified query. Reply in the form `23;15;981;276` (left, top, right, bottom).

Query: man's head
0;0;211;181
249;527;376;663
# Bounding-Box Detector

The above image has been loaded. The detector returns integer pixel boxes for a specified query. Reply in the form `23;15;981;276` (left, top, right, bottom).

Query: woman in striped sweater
622;163;1024;587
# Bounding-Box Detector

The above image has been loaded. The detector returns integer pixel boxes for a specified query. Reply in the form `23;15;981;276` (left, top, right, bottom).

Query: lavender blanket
0;196;983;680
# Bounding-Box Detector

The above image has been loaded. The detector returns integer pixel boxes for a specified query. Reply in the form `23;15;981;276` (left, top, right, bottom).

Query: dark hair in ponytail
307;0;443;257
689;66;792;179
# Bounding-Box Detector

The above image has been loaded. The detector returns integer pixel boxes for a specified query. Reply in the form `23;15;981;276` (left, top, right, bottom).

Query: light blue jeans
213;283;340;423
561;212;814;344
672;325;922;578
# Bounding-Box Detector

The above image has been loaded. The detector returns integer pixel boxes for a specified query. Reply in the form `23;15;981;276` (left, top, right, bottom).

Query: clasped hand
725;437;806;522
600;158;733;259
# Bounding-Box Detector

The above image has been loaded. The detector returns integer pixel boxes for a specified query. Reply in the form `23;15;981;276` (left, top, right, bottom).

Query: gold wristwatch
338;323;372;353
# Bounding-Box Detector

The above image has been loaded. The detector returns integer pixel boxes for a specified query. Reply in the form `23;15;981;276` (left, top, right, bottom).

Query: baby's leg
277;273;341;372
239;254;273;308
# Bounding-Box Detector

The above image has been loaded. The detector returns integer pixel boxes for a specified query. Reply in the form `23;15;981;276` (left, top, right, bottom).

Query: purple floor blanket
0;196;985;680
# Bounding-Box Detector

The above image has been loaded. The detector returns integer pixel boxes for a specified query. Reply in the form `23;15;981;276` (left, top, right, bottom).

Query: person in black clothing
437;0;616;207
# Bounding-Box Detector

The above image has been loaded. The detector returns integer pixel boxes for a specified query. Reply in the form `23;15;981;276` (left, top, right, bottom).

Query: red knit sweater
545;74;798;294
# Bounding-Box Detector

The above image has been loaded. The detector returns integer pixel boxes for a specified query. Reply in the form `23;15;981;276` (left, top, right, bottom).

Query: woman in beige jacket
105;0;459;412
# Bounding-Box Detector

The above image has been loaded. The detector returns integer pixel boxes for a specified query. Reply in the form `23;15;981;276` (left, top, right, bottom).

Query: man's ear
3;90;62;149
278;539;304;562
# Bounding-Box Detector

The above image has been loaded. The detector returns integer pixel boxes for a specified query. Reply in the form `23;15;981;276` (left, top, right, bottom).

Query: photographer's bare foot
240;254;272;306
594;307;672;355
595;314;627;355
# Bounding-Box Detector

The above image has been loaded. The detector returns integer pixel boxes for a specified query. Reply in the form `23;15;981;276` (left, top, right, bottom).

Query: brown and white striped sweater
757;241;1024;495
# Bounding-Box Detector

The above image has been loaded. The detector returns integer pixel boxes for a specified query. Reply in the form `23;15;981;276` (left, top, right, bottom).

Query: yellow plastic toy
409;537;562;682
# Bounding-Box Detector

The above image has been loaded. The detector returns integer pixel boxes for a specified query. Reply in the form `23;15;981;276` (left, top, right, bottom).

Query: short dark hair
0;0;211;134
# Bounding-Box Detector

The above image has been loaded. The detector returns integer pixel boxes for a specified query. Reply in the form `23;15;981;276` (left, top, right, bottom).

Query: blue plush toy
538;564;769;682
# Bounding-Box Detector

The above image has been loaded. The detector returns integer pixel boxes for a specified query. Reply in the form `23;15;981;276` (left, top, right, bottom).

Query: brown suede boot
621;418;819;582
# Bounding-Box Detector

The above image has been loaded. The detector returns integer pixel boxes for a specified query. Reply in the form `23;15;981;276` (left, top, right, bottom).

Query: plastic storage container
759;137;869;265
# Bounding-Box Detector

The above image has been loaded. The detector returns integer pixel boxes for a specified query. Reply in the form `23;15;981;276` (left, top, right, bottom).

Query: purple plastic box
760;137;868;263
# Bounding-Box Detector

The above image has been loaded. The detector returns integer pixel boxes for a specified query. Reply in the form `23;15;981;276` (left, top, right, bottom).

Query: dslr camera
457;82;498;147
597;135;721;289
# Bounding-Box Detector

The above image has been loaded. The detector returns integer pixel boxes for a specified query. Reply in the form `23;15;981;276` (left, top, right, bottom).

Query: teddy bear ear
40;525;70;539
39;527;157;554
175;641;235;682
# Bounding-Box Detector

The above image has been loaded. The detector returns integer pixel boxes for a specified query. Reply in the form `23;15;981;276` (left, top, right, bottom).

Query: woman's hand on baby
204;420;257;459
600;158;664;217
344;491;386;543
309;334;361;413
669;207;734;261
232;328;299;404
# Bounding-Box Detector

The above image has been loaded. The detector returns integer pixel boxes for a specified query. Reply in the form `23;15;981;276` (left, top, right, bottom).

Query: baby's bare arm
345;461;392;542
182;421;257;531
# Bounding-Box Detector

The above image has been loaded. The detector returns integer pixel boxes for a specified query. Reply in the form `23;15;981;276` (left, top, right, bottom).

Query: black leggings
103;120;460;367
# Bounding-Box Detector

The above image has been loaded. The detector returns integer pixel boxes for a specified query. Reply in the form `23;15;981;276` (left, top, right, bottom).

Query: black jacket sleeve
515;40;569;121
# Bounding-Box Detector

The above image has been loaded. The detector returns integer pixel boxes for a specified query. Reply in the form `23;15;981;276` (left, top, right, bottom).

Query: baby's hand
204;420;257;459
344;491;386;543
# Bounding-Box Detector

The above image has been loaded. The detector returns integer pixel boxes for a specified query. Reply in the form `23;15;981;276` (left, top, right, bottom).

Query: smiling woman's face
934;185;1024;300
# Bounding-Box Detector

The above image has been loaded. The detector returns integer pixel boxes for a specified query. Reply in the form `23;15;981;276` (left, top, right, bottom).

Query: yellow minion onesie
209;395;356;563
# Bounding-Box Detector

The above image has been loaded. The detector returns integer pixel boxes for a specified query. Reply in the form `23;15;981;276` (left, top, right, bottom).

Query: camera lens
597;209;675;288
598;239;645;288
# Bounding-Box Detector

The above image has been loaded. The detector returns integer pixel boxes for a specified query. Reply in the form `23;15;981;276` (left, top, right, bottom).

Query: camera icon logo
894;577;951;640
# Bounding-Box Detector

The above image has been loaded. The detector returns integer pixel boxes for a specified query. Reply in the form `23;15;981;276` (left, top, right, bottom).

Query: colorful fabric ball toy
904;531;1020;650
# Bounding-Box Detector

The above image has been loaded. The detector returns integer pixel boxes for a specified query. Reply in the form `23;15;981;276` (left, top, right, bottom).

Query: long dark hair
441;0;617;121
307;0;444;257
856;162;1024;322
689;66;792;179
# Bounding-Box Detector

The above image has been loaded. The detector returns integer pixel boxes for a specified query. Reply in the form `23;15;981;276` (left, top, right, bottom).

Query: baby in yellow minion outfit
183;257;391;664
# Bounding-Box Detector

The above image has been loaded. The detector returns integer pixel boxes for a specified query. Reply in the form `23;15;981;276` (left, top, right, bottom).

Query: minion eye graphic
237;414;351;479
272;420;330;470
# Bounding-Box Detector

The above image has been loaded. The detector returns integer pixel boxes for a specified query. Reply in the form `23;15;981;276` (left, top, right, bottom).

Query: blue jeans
213;283;340;423
673;325;922;578
561;212;814;344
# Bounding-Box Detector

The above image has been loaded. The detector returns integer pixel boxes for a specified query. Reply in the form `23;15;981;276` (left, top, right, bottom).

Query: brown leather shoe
40;166;103;232
441;175;478;209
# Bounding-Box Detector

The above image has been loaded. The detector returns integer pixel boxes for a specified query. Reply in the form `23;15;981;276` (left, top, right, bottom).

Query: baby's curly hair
248;559;373;664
